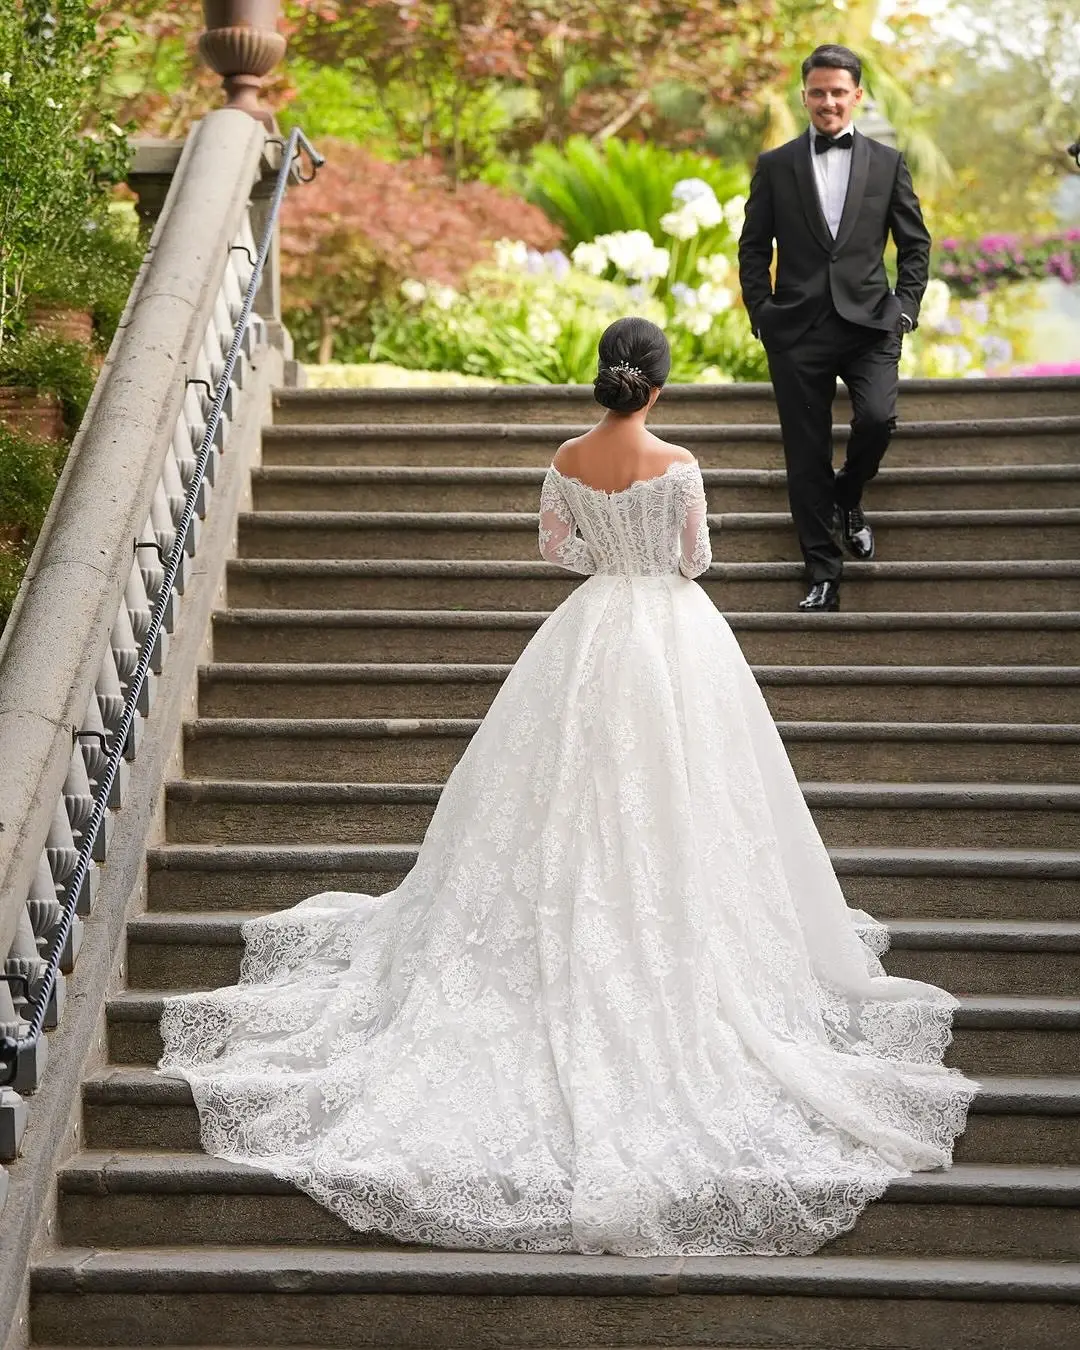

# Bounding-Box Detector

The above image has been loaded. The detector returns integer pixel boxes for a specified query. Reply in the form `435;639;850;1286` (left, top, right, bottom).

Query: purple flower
941;238;958;250
543;249;571;279
980;336;1012;365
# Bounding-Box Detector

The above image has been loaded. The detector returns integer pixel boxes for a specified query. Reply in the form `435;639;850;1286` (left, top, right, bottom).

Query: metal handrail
0;126;324;1088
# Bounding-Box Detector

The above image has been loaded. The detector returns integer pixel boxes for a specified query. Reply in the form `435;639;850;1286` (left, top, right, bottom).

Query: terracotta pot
0;387;65;441
199;0;286;127
28;302;94;345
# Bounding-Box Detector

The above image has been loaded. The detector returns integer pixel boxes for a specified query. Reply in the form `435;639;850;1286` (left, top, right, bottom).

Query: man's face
801;66;863;135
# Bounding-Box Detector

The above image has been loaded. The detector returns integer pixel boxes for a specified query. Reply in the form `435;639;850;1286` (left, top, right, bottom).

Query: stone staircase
30;381;1080;1348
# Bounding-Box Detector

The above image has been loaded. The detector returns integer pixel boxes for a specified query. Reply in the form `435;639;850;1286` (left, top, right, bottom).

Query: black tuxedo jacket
737;128;931;351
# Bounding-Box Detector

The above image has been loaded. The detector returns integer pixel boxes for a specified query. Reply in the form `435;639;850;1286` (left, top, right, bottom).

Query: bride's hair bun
594;317;672;414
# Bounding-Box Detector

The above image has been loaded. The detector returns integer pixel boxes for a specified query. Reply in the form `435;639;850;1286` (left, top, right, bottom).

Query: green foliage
23;202;145;349
0;0;131;347
0;333;98;431
0;423;67;629
525;137;747;252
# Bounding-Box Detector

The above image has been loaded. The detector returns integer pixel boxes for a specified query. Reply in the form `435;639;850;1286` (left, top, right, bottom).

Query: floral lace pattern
160;463;976;1257
538;461;712;579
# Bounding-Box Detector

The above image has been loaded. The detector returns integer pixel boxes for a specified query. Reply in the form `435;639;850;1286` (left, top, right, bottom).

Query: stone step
50;1152;1080;1263
123;912;1080;1000
260;416;1080;469
212;608;1080;668
251;463;1080;514
145;844;1080;922
272;379;1080;425
236;508;1080;565
166;775;1080;851
225;558;1080;614
105;990;1080;1077
176;721;1080;790
196;662;1080;725
79;1068;1080;1167
30;1246;1080;1350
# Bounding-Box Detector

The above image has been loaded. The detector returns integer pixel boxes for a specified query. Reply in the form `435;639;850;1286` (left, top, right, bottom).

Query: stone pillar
198;0;287;129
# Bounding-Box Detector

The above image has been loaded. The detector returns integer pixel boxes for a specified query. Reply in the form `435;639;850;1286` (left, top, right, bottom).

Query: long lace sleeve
677;462;712;578
539;468;597;575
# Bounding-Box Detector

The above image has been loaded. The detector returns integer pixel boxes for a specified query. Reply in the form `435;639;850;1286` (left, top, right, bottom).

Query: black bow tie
815;131;853;154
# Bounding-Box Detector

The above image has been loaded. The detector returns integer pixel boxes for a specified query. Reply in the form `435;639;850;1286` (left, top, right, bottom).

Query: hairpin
607;362;642;375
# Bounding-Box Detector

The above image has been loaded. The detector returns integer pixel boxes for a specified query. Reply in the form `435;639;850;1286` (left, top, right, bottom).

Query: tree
916;0;1079;239
287;1;803;178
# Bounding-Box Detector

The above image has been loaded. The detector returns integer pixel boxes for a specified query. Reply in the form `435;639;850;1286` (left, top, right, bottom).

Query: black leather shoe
798;580;840;612
839;504;875;560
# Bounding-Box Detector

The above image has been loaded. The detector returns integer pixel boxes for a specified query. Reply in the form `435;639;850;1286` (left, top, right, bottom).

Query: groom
738;44;931;611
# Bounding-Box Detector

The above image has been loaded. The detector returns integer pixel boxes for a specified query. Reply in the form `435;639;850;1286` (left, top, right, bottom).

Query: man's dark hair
801;44;862;87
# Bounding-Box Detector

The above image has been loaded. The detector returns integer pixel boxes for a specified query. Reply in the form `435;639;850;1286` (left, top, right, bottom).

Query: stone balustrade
0;108;300;1223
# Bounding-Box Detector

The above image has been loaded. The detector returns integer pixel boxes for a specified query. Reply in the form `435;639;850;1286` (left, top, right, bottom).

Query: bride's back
541;430;710;579
552;425;694;494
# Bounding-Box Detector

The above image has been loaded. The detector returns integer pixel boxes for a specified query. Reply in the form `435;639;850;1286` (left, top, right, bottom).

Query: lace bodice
539;461;712;578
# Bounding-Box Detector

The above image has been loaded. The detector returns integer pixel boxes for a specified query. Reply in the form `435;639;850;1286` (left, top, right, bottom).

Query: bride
160;316;976;1257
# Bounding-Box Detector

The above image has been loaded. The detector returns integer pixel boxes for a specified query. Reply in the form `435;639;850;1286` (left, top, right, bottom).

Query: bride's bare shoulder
647;435;697;466
552;434;586;470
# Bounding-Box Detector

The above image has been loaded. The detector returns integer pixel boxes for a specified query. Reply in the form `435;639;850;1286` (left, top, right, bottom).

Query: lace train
161;567;977;1256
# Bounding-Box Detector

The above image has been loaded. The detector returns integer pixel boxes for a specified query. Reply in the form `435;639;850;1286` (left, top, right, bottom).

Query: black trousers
765;308;901;582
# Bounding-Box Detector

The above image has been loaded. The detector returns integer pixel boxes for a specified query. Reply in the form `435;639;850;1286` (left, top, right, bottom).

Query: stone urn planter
27;301;94;346
0;387;65;441
199;0;286;128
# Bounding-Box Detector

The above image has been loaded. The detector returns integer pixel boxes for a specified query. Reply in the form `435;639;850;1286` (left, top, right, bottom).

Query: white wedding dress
160;459;977;1256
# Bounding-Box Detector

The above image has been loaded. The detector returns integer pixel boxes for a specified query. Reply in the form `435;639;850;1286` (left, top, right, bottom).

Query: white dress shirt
809;123;855;238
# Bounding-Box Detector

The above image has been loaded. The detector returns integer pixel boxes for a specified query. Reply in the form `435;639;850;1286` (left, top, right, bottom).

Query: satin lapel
832;131;871;254
792;129;833;254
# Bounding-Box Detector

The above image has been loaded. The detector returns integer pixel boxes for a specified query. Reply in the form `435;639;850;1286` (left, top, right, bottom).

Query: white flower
571;240;609;277
108;122;125;137
723;194;747;235
684;309;715;336
637;245;671;281
660;209;700;241
697;253;731;284
672;178;715;205
44;97;62;110
526;308;560;345
0;72;12;88
697;282;734;316
430;284;459;311
493;238;528;271
602;229;655;275
920;278;951;329
684;193;724;229
400;279;428;304
924;342;958;377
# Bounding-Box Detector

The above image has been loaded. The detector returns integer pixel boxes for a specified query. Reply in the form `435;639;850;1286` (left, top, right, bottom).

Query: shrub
525;137;748;259
368;178;767;384
0;0;130;346
281;140;563;362
0;423;67;629
935;230;1080;296
0;332;98;432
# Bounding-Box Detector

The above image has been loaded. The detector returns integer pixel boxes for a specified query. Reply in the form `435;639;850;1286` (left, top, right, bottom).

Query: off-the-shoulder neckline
549;460;698;497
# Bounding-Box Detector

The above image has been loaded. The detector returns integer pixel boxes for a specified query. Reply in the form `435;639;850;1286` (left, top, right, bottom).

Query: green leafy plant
0;0;131;348
0;422;67;629
23;202;147;350
367;177;767;384
525;137;747;256
0;333;98;431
